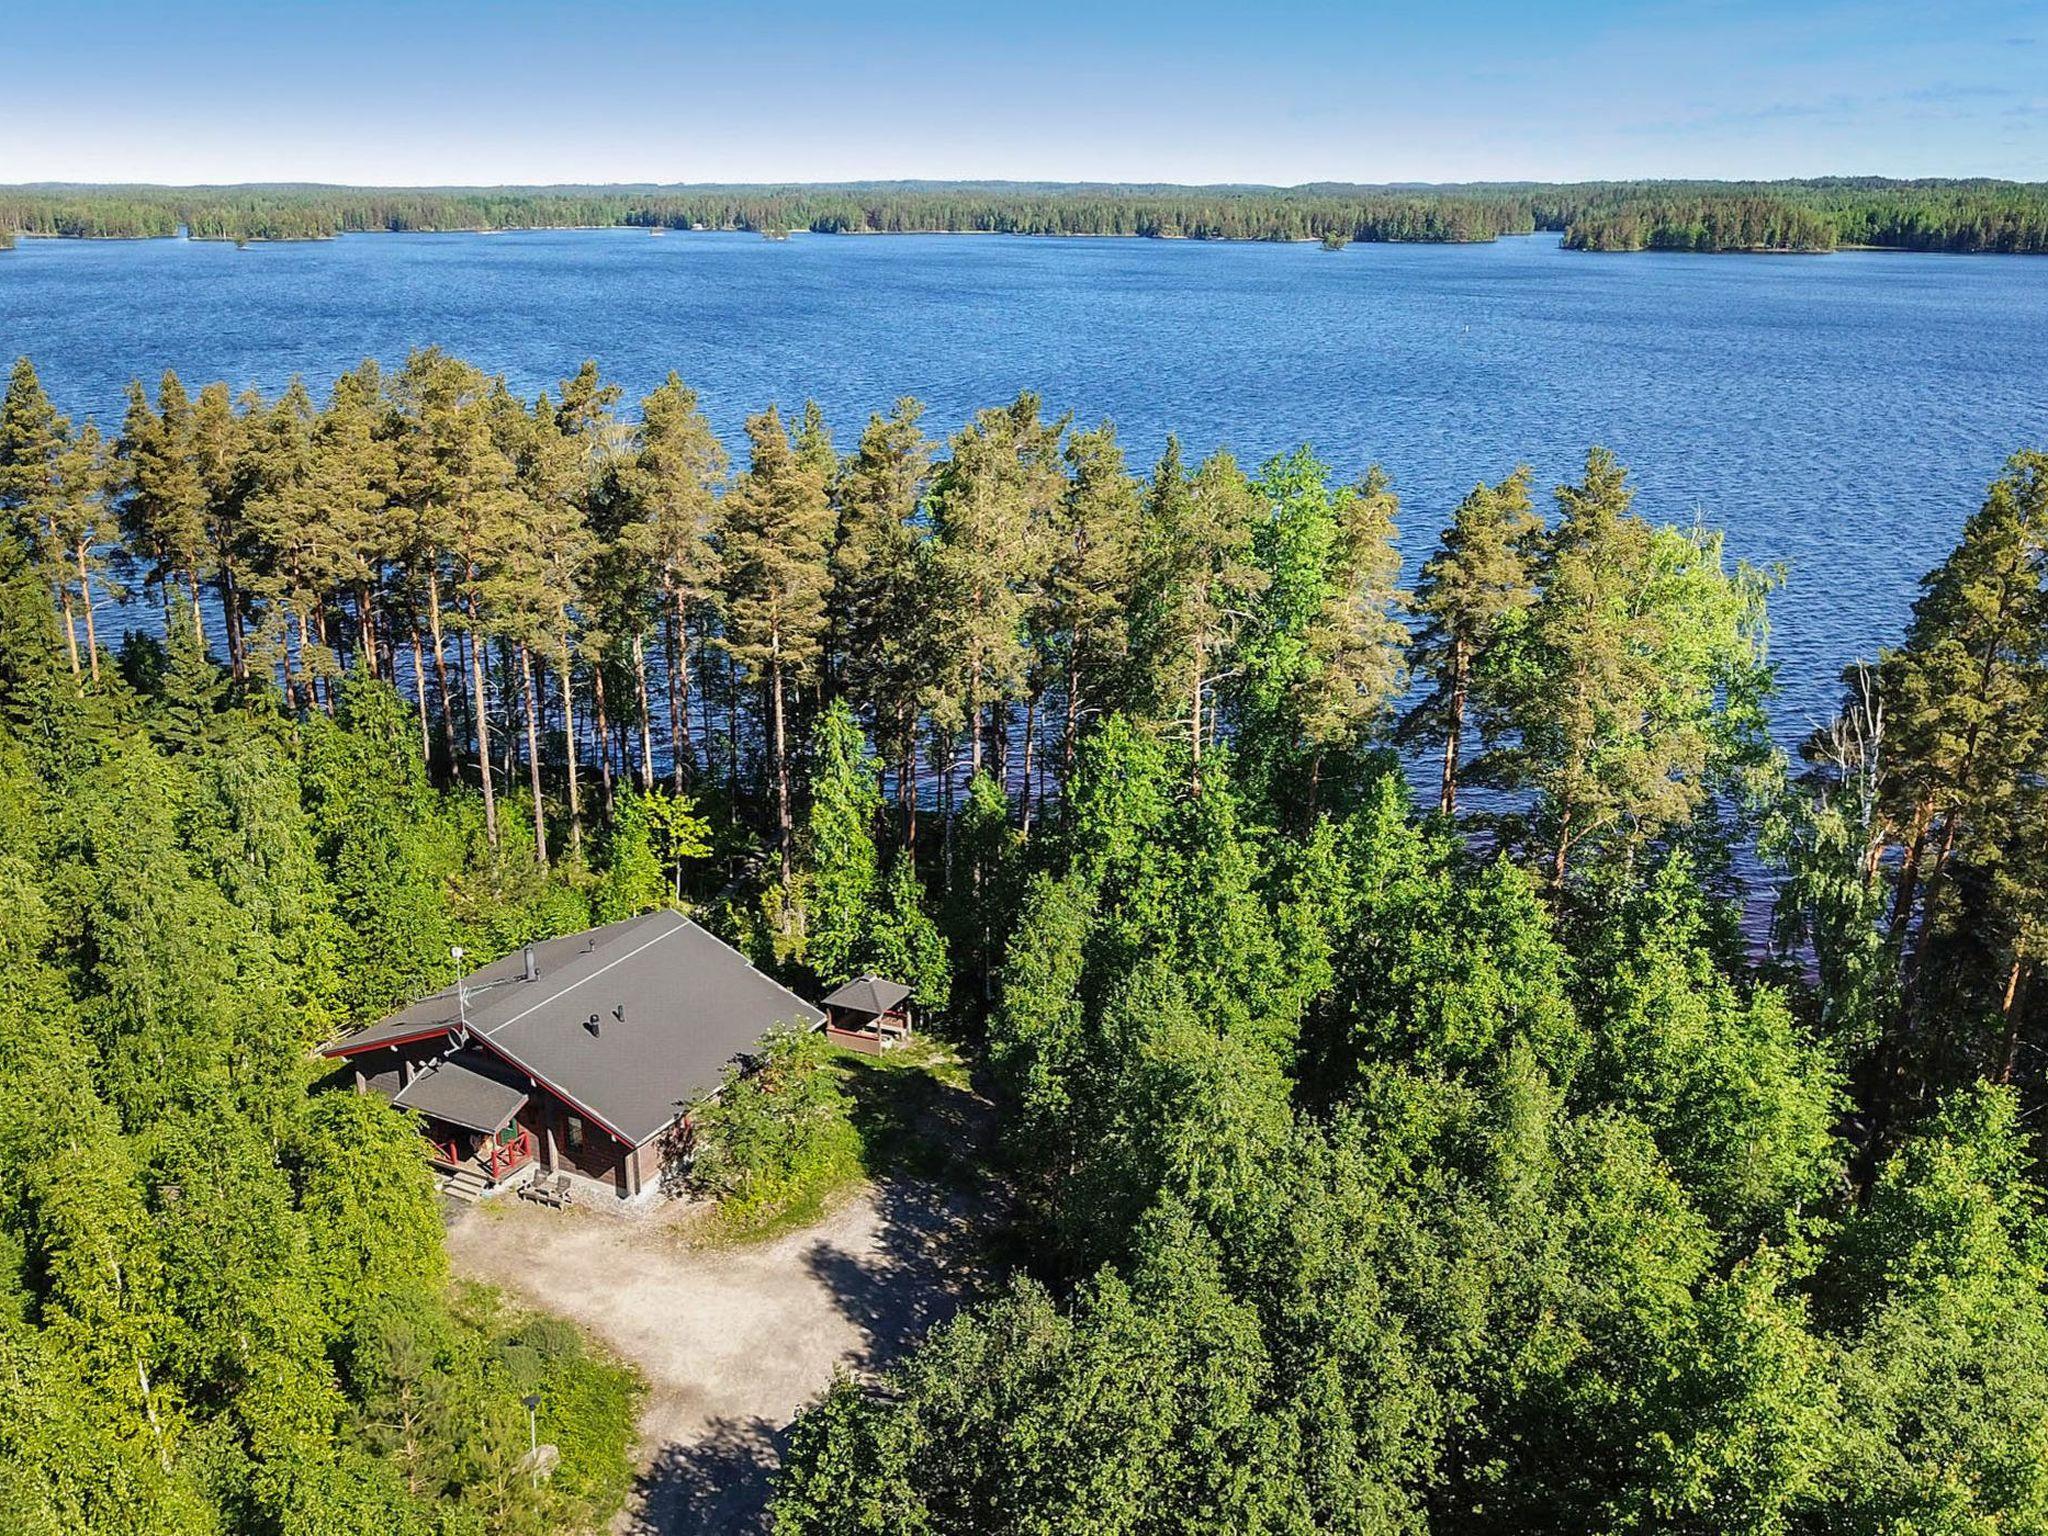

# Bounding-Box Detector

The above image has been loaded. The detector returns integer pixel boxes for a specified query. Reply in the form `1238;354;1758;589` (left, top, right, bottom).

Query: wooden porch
427;1125;537;1200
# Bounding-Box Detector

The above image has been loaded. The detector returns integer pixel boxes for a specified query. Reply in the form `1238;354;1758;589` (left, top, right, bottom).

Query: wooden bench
518;1172;574;1209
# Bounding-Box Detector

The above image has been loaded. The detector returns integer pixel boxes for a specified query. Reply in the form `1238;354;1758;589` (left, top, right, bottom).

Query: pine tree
189;381;252;681
1879;452;2047;964
398;355;520;848
1129;441;1264;787
1295;465;1407;808
927;394;1066;792
1407;467;1540;815
0;359;81;672
116;372;210;649
240;380;335;707
829;399;934;840
720;405;835;884
618;374;726;792
1040;421;1142;785
1481;448;1774;889
308;363;397;686
53;420;116;683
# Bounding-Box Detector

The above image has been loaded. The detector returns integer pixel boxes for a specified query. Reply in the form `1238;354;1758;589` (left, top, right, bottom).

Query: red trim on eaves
318;1024;457;1059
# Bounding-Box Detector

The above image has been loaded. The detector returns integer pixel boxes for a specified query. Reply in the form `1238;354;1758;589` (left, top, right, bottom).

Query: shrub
682;1025;862;1232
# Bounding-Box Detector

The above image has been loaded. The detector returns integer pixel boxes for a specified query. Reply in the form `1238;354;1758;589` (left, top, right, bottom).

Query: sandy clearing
445;1179;981;1533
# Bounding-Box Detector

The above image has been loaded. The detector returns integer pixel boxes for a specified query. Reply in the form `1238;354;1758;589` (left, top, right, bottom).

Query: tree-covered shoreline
3;343;2046;1532
3;177;2046;252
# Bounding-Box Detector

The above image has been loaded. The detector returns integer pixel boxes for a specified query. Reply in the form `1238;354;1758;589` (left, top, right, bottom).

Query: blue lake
2;227;2043;736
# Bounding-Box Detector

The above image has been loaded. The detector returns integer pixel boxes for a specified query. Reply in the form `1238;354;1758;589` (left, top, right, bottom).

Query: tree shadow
625;1414;787;1535
835;1044;996;1186
631;1052;1010;1531
801;1172;993;1372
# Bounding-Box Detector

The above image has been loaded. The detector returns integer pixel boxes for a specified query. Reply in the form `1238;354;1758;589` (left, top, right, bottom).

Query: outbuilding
819;974;914;1054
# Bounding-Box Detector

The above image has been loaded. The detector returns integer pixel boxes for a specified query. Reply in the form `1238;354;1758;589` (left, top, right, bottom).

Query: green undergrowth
684;1028;986;1245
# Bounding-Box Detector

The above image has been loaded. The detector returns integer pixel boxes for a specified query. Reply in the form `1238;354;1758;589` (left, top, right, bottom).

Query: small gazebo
820;975;913;1054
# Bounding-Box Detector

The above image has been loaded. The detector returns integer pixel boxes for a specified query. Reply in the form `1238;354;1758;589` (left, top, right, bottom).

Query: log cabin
317;910;824;1200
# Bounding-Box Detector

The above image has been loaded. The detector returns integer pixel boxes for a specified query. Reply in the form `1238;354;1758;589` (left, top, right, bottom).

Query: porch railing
484;1127;536;1183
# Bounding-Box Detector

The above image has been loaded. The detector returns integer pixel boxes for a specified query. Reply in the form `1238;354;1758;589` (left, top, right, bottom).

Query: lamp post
522;1393;539;1455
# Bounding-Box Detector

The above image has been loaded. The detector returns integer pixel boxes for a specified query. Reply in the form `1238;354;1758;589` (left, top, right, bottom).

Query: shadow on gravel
625;1414;787;1536
801;1177;987;1370
623;1049;1011;1534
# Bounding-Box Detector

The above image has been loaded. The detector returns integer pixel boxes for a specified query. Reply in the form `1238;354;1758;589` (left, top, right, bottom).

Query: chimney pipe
585;1013;601;1037
522;945;537;983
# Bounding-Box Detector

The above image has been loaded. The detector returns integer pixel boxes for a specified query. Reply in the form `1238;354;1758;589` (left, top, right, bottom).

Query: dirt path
445;1179;981;1534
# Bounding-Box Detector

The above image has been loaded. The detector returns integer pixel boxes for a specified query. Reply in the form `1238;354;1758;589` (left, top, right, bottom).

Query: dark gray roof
392;1048;529;1133
335;911;823;1147
820;974;912;1019
318;1010;459;1058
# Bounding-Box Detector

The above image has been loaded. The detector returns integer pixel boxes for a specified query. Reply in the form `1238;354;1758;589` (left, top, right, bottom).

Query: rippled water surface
3;228;2043;734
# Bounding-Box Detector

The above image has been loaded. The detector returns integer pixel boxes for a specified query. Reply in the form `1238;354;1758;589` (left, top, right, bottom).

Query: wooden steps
441;1166;489;1204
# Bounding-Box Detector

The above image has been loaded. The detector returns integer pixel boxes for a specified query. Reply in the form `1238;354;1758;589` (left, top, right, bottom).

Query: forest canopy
2;346;2045;1532
3;177;2047;252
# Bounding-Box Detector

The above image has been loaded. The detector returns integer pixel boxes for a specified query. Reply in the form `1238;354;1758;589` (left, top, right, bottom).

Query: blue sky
3;0;2041;184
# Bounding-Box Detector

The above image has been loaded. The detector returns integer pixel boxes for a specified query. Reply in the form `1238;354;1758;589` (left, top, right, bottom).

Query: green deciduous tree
1479;448;1776;890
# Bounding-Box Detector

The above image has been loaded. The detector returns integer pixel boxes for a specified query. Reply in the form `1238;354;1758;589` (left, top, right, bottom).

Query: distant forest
2;177;2046;253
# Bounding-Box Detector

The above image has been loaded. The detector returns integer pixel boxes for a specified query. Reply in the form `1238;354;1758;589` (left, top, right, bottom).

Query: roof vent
522;945;537;983
585;1013;601;1038
613;1003;627;1025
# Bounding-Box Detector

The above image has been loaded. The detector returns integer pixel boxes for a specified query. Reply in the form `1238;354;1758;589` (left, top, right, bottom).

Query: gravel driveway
445;1179;982;1533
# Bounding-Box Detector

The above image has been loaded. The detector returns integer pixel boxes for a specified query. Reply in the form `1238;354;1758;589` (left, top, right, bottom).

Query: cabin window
566;1114;585;1151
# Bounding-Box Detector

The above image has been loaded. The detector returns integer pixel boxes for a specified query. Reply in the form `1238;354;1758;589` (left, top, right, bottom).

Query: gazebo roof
820;974;912;1020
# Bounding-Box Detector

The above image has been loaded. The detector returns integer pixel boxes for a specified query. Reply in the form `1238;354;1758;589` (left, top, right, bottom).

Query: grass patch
831;1038;989;1185
690;1167;858;1247
682;1031;989;1246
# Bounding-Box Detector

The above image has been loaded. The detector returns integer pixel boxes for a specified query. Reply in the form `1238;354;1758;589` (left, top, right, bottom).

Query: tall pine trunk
75;542;100;681
218;562;246;682
2000;957;2031;1084
770;635;793;887
357;581;380;679
558;646;583;852
940;736;956;888
1550;804;1573;892
50;528;79;676
467;593;498;849
294;609;318;713
520;644;548;866
1020;695;1037;834
427;570;460;781
410;623;432;765
897;700;917;852
1064;657;1082;786
592;657;615;818
634;633;656;794
1440;639;1469;816
665;599;688;793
